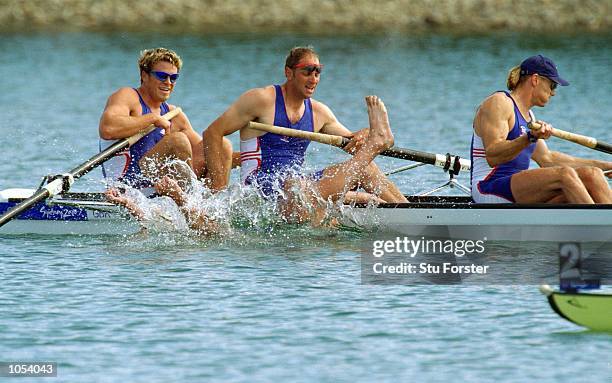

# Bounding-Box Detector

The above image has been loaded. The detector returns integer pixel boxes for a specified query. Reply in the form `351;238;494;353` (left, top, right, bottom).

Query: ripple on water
1;33;611;382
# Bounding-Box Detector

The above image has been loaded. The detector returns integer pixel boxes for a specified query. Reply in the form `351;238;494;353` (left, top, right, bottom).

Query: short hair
138;48;182;73
285;46;319;68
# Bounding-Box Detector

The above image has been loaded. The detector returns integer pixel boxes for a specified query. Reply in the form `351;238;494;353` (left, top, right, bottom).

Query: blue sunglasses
149;70;179;83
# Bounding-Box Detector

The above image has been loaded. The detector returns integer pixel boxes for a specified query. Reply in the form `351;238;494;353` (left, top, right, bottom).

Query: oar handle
126;107;182;146
529;120;612;155
529;120;596;147
247;121;471;171
69;108;182;179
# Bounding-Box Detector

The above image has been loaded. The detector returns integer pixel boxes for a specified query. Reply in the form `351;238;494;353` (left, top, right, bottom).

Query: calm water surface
0;32;611;382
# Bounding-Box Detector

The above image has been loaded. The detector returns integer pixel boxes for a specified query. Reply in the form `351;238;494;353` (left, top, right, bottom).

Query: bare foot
105;188;131;207
155;176;186;206
365;95;394;154
105;188;144;220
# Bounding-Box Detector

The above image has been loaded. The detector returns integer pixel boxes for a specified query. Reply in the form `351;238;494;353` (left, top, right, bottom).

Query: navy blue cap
520;55;569;86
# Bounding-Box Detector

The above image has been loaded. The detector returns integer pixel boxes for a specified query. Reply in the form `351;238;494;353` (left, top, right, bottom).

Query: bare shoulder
239;85;276;101
474;92;514;139
310;98;347;133
310;98;336;120
108;87;139;101
106;87;139;110
478;92;513;117
229;85;276;119
209;85;276;135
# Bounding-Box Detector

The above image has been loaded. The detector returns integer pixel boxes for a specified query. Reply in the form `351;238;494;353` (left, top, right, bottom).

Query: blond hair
138;48;182;73
285;46;319;68
506;65;525;91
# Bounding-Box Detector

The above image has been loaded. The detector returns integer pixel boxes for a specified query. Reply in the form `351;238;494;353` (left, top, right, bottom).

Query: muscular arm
317;101;368;154
203;88;269;191
99;88;170;140
533;141;612;171
474;94;532;167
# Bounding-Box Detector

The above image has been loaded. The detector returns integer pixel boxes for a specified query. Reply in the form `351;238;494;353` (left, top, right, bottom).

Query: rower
203;46;407;223
471;54;612;204
98;47;234;194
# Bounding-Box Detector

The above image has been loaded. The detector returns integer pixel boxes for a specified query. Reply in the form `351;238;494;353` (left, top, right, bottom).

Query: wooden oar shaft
529;121;612;155
247;121;471;171
0;108;182;228
248;122;346;147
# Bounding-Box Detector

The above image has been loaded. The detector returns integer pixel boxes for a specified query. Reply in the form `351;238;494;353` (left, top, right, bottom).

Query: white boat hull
1;192;611;241
341;196;612;242
0;190;140;235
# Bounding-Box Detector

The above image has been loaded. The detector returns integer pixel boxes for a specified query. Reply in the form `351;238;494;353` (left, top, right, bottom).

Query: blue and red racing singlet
471;91;536;203
99;89;169;189
240;85;317;196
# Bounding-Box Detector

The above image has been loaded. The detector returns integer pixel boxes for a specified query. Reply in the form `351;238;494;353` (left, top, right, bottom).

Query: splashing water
107;160;379;241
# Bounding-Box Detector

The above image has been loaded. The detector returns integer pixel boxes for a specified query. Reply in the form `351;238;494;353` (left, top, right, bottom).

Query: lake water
0;32;611;382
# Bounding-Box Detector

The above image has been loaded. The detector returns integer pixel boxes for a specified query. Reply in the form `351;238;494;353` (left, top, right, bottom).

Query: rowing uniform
99;89;169;190
240;85;322;197
471;91;536;203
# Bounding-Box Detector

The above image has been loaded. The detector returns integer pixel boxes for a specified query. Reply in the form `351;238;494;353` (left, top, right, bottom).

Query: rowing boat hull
0;191;140;235
342;197;612;242
0;215;140;235
540;285;612;331
1;192;611;240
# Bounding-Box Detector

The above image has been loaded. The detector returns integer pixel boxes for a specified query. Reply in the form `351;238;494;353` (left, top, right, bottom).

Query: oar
247;121;472;171
528;119;612;155
0;108;182;228
385;162;426;176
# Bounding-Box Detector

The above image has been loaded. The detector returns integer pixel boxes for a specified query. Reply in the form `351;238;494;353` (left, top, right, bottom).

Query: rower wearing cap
471;54;612;204
203;46;407;223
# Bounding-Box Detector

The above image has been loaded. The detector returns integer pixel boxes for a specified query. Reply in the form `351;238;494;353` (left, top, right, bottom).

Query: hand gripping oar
528;117;612;155
0;108;182;228
247;121;472;172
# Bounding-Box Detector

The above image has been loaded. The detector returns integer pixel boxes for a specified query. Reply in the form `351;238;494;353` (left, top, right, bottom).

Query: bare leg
344;191;385;205
155;176;218;235
322;162;406;202
139;131;194;187
154;177;188;206
201;131;235;189
195;137;234;182
511;166;594;203
315;96;406;203
576;167;612;203
281;96;404;223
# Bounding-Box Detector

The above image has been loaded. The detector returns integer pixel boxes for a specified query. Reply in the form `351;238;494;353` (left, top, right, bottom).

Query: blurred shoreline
2;0;610;34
